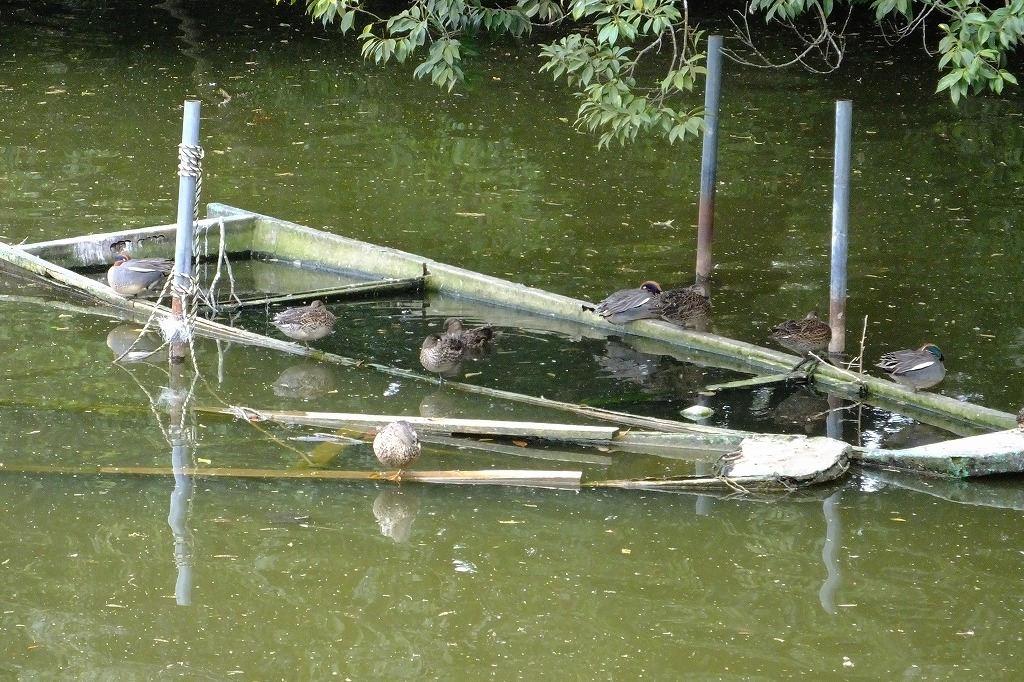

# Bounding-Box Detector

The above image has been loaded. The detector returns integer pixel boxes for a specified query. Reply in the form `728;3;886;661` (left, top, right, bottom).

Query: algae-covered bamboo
2;463;582;489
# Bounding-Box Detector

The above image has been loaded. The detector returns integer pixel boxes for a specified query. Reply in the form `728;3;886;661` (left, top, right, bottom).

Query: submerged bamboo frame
2;203;1020;480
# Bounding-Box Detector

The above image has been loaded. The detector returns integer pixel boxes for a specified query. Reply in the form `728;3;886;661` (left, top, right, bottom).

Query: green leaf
936;70;963;92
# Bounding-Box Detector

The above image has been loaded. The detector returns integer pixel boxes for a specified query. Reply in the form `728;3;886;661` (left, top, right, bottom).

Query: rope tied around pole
177;142;204;226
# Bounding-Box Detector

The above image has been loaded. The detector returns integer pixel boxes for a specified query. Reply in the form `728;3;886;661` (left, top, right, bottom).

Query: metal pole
695;35;723;289
168;100;202;602
829;100;852;356
172;99;202;364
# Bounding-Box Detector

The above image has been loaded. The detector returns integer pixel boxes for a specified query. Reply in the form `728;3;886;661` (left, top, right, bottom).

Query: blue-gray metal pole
172;100;202;362
829;100;852;356
696;35;723;288
168;101;201;603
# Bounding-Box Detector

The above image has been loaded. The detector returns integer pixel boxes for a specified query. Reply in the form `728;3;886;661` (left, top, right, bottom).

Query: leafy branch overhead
282;0;1022;144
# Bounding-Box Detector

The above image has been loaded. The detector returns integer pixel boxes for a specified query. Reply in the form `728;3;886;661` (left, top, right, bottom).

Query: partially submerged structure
1;204;1021;490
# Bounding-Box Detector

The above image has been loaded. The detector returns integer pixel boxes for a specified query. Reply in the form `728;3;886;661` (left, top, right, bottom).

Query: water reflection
594;338;713;398
372;489;421;542
106;324;166;364
272;363;336;400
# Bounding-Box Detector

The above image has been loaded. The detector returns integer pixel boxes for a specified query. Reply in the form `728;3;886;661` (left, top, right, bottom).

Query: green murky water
2;2;1024;678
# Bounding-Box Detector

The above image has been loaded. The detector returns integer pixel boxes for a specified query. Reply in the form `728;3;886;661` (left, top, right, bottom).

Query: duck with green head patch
106;253;173;297
875;343;945;391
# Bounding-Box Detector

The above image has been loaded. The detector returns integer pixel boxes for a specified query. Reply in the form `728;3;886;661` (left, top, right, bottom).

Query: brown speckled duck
658;283;711;328
584;281;663;324
443;318;497;353
770;310;831;357
271;300;337;344
419;332;465;381
373;420;422;482
106;253;173;297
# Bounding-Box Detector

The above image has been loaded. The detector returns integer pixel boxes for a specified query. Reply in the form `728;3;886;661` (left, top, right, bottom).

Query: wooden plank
854;429;1024;478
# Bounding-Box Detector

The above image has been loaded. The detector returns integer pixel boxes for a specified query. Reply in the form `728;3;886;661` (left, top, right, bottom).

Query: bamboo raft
1;203;1022;489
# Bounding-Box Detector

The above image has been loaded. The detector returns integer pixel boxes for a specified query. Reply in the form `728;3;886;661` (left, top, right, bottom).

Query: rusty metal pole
829;100;852;357
695;35;723;290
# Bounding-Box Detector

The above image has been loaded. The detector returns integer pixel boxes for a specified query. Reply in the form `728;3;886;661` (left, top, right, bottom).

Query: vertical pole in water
168;100;201;605
829;100;852;356
172;99;202;364
695;35;723;290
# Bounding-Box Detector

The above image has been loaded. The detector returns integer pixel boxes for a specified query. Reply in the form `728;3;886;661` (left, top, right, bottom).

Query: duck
106;253;173;297
658;283;711;327
875;343;945;391
419;333;465;381
373;420;422;482
443;318;497;353
770;311;831;354
271;300;337;343
583;281;663;324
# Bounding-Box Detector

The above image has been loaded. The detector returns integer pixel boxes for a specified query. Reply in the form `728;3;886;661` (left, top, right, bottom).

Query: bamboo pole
220;276;426;310
704;373;797;393
420;433;614;466
198;407;621;441
2;463;581;489
852;428;1024;477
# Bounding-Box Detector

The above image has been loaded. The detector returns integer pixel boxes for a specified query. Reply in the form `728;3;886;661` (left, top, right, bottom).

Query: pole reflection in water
818;489;843;615
819;393;846;614
167;360;196;606
168;433;194;606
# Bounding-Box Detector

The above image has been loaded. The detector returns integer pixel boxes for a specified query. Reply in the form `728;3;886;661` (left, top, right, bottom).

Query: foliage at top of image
280;1;1023;147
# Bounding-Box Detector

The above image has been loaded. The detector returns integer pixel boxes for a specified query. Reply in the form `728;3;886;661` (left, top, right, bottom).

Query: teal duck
658;283;711;327
373;420;422;482
875;343;945;391
443;318;497;353
584;281;663;324
419;333;465;380
106;253;173;297
271;300;337;343
770;311;831;355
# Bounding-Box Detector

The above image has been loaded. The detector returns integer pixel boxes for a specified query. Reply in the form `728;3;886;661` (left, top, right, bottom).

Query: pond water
2;1;1024;678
